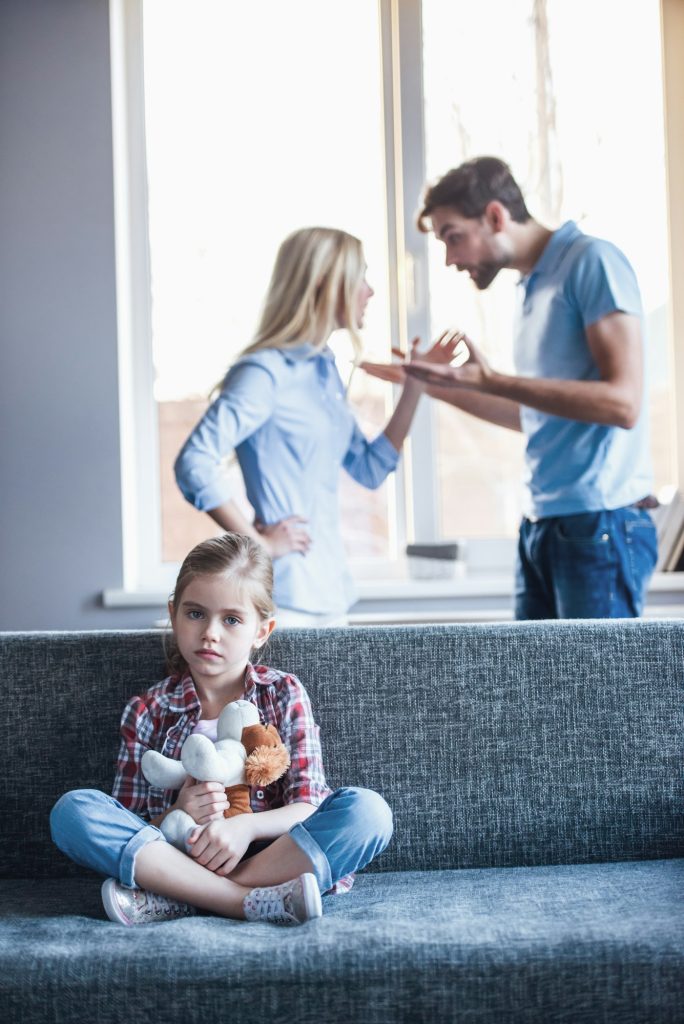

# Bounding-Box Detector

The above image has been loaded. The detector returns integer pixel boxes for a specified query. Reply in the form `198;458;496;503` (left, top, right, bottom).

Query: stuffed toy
141;699;290;850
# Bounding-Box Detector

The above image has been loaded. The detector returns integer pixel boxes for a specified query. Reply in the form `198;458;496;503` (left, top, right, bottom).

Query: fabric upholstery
1;623;682;1023
1;861;682;1023
0;622;682;879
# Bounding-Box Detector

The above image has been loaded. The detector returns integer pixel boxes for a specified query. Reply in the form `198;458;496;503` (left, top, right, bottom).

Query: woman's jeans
515;506;658;619
50;787;393;895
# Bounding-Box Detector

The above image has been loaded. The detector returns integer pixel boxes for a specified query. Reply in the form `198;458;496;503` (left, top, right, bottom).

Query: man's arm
360;333;522;433
406;311;643;429
425;385;523;432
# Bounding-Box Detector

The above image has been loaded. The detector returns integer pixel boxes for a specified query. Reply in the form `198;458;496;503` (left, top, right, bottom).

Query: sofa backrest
1;622;682;879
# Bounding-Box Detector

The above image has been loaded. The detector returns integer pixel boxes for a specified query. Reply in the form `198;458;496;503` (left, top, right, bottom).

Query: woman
174;226;455;626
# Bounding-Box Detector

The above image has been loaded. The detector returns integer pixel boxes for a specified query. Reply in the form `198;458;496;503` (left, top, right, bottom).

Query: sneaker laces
245;885;296;924
141;890;193;920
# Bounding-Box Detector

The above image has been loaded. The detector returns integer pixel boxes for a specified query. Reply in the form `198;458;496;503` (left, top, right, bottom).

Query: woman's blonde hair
165;533;274;677
242;227;366;359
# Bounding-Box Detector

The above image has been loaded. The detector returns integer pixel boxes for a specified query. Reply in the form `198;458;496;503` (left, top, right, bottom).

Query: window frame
109;0;682;598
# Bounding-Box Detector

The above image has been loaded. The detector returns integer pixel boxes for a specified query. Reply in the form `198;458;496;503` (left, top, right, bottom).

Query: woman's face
355;277;374;327
337;274;374;330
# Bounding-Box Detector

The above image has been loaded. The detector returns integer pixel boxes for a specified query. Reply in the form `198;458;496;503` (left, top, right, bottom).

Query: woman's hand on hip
255;515;311;558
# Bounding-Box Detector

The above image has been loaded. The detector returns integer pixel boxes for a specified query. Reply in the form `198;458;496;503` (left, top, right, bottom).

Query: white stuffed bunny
141;699;289;850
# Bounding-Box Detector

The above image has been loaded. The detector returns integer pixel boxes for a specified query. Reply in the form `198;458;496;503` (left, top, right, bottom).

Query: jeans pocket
554;511;611;546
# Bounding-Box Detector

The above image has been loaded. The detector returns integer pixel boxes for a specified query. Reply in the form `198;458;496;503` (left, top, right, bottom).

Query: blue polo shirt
513;221;652;519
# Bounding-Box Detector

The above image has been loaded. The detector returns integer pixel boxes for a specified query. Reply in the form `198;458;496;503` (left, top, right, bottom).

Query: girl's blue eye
225;615;240;626
188;609;203;620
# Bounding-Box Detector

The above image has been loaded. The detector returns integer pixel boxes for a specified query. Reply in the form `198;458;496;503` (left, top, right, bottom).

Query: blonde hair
242;227;366;359
165;533;274;677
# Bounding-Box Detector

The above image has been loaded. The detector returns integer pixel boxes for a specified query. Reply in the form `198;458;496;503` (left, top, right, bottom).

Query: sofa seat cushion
1;859;682;1024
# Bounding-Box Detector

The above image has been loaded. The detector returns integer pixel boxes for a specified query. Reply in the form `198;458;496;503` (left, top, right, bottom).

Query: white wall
0;0;158;629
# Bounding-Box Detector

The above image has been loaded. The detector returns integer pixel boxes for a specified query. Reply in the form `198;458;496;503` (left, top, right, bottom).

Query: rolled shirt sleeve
174;360;278;512
342;423;400;490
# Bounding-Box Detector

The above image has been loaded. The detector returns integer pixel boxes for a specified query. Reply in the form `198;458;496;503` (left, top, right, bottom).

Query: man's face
429;204;510;290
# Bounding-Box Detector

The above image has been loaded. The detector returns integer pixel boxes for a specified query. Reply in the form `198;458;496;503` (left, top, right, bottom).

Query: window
143;0;396;571
111;0;676;595
422;0;673;541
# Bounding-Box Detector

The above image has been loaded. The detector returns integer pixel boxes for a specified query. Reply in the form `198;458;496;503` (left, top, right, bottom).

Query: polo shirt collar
526;220;581;280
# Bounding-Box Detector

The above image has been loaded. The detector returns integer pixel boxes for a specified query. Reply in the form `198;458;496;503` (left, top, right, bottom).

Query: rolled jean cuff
121;824;165;888
288;821;332;893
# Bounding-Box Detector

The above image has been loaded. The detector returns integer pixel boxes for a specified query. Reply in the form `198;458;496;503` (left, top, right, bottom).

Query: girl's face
170;573;274;692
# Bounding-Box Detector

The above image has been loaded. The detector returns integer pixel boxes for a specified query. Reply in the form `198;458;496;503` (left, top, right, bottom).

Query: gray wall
0;0;156;630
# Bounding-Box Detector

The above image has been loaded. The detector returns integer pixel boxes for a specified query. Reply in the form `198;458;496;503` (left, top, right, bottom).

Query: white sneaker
242;872;322;926
101;878;197;926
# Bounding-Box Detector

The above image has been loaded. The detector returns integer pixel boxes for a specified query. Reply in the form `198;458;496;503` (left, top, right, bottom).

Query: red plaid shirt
112;663;353;892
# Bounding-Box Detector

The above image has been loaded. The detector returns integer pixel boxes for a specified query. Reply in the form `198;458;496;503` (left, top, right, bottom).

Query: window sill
103;570;684;610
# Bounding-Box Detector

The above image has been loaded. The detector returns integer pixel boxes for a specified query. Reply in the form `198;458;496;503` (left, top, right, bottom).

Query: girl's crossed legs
50;787;393;922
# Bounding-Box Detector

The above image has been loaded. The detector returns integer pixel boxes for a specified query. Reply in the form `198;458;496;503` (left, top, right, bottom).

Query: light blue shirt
175;344;399;614
513;221;652;518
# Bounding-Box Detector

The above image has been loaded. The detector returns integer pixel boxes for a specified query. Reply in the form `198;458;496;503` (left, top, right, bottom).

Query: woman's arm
175;360;311;556
205;499;311;558
381;331;462;451
382;376;426;451
174;364;276;512
344;332;462;485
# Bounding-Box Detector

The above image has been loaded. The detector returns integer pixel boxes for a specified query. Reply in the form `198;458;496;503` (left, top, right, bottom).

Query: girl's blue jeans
50;786;393;895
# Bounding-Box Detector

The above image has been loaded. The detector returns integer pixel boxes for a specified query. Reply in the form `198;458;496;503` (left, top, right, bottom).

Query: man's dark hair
417;156;531;232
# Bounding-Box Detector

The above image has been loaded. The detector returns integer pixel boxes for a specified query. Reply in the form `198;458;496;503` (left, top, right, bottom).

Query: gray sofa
0;621;682;1023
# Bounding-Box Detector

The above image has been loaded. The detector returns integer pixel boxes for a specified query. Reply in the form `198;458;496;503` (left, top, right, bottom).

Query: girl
174;226;457;627
50;533;393;927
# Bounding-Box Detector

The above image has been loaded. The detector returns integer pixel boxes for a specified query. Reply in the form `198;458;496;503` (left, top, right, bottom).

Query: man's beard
469;260;504;290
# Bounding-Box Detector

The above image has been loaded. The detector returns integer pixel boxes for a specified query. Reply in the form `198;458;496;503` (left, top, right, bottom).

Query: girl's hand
175;777;229;825
255;515;312;558
187;815;256;875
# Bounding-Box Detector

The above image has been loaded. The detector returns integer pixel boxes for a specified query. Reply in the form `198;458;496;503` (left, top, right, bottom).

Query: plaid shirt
112;663;353;893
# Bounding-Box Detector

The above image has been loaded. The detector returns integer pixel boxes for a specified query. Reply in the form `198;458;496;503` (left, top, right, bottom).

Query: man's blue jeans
515;506;657;619
50;786;393;895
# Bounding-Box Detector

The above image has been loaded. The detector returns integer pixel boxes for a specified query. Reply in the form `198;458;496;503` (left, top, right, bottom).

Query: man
398;156;656;618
